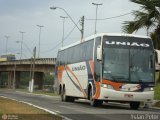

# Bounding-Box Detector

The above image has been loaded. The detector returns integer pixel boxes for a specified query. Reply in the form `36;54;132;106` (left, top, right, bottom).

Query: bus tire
61;87;69;102
68;96;75;102
89;89;103;107
130;102;140;110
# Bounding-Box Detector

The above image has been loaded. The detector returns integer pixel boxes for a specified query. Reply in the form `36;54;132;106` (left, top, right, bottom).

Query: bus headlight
144;87;154;91
101;84;114;90
101;84;107;88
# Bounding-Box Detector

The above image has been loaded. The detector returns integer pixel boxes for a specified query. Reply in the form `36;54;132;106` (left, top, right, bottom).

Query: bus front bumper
99;87;154;103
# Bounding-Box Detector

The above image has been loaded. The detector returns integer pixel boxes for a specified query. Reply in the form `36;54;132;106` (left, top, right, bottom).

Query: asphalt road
0;90;160;120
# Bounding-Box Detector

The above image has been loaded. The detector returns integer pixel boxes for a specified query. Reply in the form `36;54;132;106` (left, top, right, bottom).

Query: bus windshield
102;36;154;83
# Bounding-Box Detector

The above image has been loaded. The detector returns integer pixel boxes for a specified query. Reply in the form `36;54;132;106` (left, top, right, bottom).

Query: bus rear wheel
89;89;103;107
130;102;140;110
61;88;75;102
61;87;68;102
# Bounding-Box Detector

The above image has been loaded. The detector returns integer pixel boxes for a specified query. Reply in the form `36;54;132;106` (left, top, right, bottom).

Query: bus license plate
124;94;133;98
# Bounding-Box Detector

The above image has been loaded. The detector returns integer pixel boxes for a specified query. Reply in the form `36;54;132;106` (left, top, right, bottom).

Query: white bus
56;33;155;109
155;49;160;71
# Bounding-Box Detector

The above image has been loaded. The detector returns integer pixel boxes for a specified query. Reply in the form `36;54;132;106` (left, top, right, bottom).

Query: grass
155;72;160;82
154;83;160;100
0;97;61;120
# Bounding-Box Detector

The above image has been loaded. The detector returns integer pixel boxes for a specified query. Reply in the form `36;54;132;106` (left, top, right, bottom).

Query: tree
122;0;160;82
122;0;160;38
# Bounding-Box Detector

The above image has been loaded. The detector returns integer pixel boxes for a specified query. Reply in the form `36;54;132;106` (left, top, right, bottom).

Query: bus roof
59;33;151;51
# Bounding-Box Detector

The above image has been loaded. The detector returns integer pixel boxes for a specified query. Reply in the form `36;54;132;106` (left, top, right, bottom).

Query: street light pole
60;16;68;47
19;31;25;60
50;6;84;41
37;25;44;58
92;3;103;34
4;35;10;55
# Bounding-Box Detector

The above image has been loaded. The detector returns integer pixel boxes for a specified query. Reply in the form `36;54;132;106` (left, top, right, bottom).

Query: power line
23;41;33;55
85;11;133;21
41;20;80;53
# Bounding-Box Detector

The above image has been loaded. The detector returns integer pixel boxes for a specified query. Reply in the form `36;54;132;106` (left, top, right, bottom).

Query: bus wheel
61;88;73;102
68;96;75;102
61;88;68;102
89;89;103;107
130;102;140;110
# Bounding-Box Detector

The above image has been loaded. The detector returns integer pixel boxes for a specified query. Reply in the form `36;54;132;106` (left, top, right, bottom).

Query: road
0;90;160;120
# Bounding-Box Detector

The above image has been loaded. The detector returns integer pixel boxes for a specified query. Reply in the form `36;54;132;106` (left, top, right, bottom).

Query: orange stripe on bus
89;60;100;99
102;79;123;90
58;66;65;83
66;66;87;98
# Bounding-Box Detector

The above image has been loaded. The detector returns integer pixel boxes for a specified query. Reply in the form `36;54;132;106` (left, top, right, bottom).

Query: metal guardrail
0;58;56;65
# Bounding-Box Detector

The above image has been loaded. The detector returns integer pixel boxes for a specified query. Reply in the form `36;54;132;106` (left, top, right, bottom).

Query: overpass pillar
8;71;13;88
0;72;2;88
15;72;20;89
34;72;44;90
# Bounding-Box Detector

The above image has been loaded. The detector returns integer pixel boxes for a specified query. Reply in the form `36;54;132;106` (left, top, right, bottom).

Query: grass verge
0;97;61;120
154;84;160;100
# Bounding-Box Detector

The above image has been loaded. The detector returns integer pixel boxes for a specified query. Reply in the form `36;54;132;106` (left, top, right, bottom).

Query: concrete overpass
0;58;56;89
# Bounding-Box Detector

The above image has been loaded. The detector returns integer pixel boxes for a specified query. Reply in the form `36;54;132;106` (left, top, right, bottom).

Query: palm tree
122;0;160;37
122;0;160;82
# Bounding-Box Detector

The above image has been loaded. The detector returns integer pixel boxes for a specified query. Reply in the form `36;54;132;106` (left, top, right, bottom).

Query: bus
155;49;160;71
0;54;16;61
56;33;155;109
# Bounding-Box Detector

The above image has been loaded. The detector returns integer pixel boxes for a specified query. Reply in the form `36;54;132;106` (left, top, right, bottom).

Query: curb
15;91;59;98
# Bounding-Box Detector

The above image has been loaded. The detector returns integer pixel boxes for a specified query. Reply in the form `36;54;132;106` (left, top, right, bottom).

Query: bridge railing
0;58;56;65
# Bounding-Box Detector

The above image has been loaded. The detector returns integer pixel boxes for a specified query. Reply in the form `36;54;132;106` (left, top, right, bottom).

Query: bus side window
94;37;101;82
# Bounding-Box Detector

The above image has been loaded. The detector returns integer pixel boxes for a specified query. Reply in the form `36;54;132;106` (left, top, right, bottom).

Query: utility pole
92;3;103;34
4;35;10;55
80;16;84;42
19;31;25;60
37;25;44;58
30;47;36;92
60;16;68;47
13;62;16;89
50;6;84;41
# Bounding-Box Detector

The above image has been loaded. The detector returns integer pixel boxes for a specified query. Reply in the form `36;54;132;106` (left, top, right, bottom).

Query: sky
0;0;146;59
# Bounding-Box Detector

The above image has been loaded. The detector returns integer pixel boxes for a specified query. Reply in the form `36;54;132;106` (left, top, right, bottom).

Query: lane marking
0;95;72;120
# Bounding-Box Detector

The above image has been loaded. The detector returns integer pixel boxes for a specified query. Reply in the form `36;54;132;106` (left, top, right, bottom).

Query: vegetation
0;97;61;120
122;0;160;38
154;84;160;100
122;0;160;82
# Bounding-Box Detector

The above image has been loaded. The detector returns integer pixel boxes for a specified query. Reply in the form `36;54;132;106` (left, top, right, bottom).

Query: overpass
0;58;56;89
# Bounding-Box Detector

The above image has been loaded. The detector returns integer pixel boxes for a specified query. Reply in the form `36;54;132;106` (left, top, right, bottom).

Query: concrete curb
0;96;72;120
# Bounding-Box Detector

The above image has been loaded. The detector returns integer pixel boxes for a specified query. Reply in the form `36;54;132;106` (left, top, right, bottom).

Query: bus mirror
97;45;102;61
